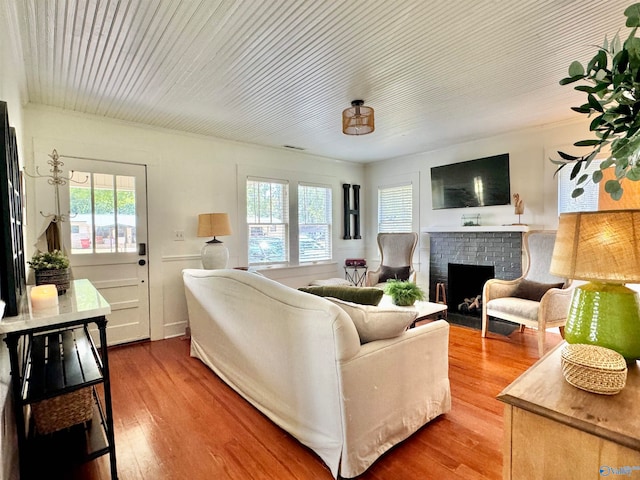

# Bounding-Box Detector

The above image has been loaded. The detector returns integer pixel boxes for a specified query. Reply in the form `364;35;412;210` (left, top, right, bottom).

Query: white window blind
378;183;413;232
247;178;289;264
298;183;332;262
558;160;603;213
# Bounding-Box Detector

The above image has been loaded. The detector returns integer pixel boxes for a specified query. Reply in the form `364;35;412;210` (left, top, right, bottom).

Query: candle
30;284;59;310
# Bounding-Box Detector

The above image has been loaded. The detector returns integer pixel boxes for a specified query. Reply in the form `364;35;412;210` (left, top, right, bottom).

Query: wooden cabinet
498;343;640;480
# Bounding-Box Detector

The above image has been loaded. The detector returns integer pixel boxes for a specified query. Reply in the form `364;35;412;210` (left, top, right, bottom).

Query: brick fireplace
426;228;526;306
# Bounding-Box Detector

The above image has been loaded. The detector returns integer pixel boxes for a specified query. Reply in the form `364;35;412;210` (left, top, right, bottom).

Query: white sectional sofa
182;268;451;478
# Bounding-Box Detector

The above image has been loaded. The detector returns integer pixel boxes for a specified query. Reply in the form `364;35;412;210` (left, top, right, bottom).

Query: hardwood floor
66;324;562;480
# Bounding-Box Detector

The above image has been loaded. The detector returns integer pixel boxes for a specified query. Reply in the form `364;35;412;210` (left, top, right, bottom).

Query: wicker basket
35;268;70;295
560;343;627;395
31;387;93;434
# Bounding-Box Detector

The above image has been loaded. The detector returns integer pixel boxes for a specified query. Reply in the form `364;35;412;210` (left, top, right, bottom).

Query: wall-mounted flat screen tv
430;153;510;209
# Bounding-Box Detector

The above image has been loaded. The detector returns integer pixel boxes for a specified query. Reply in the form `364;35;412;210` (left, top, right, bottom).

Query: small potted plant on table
384;279;426;306
28;249;71;295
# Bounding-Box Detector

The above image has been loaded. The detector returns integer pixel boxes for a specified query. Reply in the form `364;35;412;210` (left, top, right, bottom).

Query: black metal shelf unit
4;318;118;479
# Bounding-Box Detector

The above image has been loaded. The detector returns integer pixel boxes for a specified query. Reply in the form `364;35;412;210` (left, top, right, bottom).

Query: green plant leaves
574;139;601;146
568;60;585;76
554;4;640;201
605;179;624;200
624;3;640;27
627;166;640;180
593;169;604;183
588;94;604;112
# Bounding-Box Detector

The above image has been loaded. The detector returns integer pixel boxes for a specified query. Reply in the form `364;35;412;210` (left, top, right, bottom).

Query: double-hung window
246;178;289;265
378;183;413;233
558;159;640;212
298;183;332;262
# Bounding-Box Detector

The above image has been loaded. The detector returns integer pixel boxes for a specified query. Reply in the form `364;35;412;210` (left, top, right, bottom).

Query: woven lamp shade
550;210;640;283
342;100;374;135
197;213;232;238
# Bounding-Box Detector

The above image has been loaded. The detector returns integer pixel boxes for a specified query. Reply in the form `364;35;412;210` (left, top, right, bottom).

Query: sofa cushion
298;285;384;306
512;279;564;302
326;298;417;343
486;297;539;321
378;265;411;283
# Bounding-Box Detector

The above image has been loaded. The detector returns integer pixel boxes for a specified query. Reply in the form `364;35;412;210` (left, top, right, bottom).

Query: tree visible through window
69;172;137;254
247;178;289;264
298;184;332;262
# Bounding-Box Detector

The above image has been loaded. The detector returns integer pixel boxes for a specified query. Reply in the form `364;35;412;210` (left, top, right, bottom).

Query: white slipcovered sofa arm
337;320;451;478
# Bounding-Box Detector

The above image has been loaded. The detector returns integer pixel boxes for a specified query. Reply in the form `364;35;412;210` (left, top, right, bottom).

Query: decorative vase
392;297;415;307
35;268;70;295
565;282;640;363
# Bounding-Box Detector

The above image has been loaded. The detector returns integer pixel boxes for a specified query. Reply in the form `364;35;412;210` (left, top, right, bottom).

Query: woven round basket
560;343;627;395
35;268;70;295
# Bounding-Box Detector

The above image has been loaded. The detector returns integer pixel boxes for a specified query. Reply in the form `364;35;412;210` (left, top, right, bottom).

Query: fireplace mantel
423;225;532;233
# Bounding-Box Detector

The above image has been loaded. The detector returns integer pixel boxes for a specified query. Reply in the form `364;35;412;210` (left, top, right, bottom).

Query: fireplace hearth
448;263;494;316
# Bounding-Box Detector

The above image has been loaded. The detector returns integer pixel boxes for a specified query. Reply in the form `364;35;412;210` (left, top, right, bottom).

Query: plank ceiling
3;0;634;162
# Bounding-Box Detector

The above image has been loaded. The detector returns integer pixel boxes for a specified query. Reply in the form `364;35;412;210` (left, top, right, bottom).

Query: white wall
23;105;366;340
364;118;591;294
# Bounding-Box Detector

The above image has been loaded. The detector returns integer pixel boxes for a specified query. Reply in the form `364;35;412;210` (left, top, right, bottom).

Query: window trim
298;182;333;263
238;165;340;267
246;177;290;266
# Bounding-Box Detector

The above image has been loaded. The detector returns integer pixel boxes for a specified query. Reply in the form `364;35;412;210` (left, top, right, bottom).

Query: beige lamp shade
342;100;374;135
550;210;640;283
197;213;232;239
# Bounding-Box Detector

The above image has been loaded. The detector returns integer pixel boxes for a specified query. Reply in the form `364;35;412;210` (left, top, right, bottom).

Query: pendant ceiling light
342;100;374;135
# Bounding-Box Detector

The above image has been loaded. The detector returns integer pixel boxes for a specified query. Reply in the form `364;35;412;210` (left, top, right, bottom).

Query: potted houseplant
383;279;426;306
28;249;71;295
554;3;640;200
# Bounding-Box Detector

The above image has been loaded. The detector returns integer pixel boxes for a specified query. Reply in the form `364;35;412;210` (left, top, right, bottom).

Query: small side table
344;265;367;286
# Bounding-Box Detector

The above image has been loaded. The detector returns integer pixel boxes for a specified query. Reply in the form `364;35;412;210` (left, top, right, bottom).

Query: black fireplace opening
447;263;495;317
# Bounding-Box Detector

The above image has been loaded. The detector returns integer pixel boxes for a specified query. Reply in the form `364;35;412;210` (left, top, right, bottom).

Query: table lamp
197;213;232;269
550;210;640;362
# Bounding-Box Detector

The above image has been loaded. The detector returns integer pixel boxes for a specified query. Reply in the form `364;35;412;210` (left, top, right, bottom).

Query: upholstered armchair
481;230;576;357
366;232;418;288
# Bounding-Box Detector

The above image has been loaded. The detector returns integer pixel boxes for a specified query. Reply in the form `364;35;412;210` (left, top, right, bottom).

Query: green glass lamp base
565;282;640;362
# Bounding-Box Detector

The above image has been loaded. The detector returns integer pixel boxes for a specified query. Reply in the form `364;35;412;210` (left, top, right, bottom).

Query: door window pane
116;175;136;253
69;172;137;254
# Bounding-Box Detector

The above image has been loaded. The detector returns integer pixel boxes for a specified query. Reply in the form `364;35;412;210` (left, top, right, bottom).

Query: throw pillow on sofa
512;279;565;302
326;298;417;343
298;285;384;306
377;265;411;283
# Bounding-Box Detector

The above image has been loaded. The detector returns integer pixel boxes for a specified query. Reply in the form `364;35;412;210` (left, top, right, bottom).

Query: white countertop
0;279;111;335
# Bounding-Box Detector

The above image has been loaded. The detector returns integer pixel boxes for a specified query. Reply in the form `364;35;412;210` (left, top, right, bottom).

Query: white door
59;158;150;346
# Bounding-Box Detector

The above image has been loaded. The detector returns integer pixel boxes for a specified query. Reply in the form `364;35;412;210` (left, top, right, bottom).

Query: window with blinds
298;183;332;262
378;183;413;233
247;178;289;265
558;159;640;213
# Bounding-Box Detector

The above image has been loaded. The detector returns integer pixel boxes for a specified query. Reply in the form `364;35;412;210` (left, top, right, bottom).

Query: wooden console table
0;279;118;479
498;342;640;480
